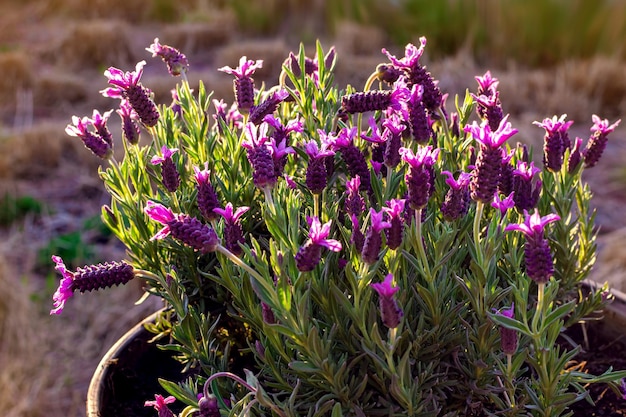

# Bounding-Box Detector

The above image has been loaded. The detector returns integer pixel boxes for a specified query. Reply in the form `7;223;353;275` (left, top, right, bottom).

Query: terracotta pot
86;311;185;417
585;280;626;339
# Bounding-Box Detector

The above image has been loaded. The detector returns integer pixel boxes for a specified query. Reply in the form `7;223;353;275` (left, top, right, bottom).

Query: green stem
531;281;546;334
216;244;267;288
415;209;432;281
473;201;485;267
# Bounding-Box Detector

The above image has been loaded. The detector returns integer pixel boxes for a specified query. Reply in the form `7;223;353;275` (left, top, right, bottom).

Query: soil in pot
561;320;626;416
97;328;188;417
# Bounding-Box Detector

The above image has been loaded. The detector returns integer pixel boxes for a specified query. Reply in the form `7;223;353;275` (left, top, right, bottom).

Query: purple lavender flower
383;199;406;250
371;273;403;328
620;378;626;401
194;164;221;222
504;209;560;284
146;37;189;76
494;304;518;355
583;115;621;168
295;217;342;272
533;114;574;172
151;146;181;193
361;208;392;264
218;56;263;112
304;139;335;194
472;91;503;132
512;161;542;211
264;114;304;145
465;116;518;203
214;203;249;256
65;115;112;159
285;47;335;82
407;84;431;143
117;99;141;145
242;123;276;190
491;192;515;218
344;176;366;217
268;136;295;180
170;89;182;118
329;127;371;193
145;201;220;253
285;51;317;78
145;394;176;417
475;70;500;97
498;149;515;196
440;170;471;221
197;393;220;417
382;113;407;168
101;61;160;127
50;256;135;315
350;214;365;253
340;81;409;115
399;145;439;210
382;37;442;112
88;109;114;147
249;89;290;125
568;137;584;173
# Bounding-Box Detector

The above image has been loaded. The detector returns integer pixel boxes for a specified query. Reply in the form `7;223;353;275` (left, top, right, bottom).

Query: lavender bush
52;37;625;416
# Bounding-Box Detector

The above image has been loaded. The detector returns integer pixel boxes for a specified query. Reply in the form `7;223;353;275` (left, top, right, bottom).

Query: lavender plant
52;37;625;416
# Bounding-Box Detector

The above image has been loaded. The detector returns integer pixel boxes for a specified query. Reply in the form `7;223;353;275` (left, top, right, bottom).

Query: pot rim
86;310;161;417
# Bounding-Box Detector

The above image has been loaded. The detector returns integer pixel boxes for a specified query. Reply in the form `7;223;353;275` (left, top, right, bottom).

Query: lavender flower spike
218;56;263;112
248;89;290;125
533;114;574;172
117;99;141;145
151;146;181;193
383;199;406;250
504;209;560;284
295;216;342;272
101;61;160;127
194;164;221;221
465;116;518;203
371;273;403;328
583;115;621;168
440;170;471;221
145;394;176;417
65;115;112;159
88;109;114;147
304;139;334;194
50;255;136;315
242;123;276;190
491;192;515;218
145;201;220;253
494;304;518;355
408;84;431;143
361;208;392;264
146;37;189;76
214;203;250;256
399;145;439;210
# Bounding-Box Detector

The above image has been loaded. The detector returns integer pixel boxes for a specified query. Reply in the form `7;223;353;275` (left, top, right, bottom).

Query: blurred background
0;1;625;416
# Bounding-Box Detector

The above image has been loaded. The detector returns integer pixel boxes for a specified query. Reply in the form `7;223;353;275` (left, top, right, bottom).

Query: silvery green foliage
71;39;625;416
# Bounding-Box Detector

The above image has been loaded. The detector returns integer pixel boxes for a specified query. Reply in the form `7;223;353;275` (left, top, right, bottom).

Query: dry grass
33;71;89;118
498;57;626;122
0;122;85;179
54;20;136;72
0;250;48;417
0;51;34;116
